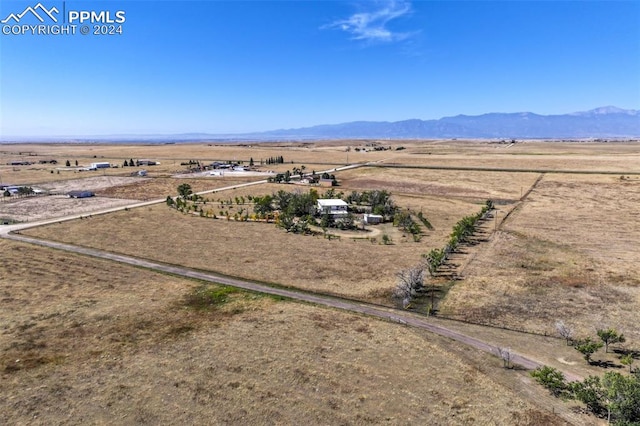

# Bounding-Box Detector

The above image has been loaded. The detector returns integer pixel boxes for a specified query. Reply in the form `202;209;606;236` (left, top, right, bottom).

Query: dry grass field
3;140;640;424
0;238;579;425
388;141;640;172
21;166;518;303
440;173;640;347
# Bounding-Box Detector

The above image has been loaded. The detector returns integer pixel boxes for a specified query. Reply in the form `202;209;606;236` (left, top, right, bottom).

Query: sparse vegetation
597;328;626;353
555;320;574;345
532;365;640;424
4;140;640;425
574;337;604;364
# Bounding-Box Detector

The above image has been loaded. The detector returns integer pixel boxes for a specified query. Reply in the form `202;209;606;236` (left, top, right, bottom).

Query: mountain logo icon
1;3;59;24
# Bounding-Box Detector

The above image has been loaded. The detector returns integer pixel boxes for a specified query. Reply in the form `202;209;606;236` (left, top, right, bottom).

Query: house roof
317;199;347;207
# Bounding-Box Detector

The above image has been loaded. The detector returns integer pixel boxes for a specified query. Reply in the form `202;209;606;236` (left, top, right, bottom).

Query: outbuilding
67;190;95;198
363;214;383;224
90;162;111;169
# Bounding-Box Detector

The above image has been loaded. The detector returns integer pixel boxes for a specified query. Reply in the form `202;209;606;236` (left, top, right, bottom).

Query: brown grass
0;238;579;425
4;140;640;424
440;172;640;348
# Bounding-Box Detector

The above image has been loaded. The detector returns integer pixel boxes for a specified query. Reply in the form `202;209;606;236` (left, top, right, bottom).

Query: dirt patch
0;195;137;222
37;176;146;193
95;177;253;200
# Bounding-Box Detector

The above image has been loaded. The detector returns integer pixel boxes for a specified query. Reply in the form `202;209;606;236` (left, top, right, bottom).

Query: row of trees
265;156;285;165
393;201;494;310
528;322;638;423
556;321;629;365
531;366;639;424
268;168;338;186
422;200;494;278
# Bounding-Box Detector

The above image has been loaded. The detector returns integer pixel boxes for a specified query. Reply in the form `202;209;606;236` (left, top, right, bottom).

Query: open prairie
440;173;640;346
0;238;578;425
2;139;640;424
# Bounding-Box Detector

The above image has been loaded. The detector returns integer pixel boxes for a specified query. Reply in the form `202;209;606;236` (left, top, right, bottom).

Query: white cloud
324;0;416;43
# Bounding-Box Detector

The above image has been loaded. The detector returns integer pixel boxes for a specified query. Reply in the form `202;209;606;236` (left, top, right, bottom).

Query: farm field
2;139;640;424
440;173;640;347
0;238;579;425
21;165;516;302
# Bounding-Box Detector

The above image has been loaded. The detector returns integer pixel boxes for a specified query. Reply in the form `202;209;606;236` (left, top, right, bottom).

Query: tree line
394;200;494;310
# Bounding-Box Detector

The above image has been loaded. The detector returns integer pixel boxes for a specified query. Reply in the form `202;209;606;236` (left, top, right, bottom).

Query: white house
317;199;348;216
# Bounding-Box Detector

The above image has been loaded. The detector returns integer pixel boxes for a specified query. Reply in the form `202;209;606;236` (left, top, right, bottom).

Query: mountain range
2;106;639;142
254;106;639;140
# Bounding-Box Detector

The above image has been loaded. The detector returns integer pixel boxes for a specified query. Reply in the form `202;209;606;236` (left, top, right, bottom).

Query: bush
530;366;569;397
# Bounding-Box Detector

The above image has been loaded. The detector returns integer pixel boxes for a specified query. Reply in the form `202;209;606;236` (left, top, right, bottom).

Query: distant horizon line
2;105;638;141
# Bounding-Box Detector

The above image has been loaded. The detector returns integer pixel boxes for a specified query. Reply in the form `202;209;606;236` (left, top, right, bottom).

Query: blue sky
1;0;639;136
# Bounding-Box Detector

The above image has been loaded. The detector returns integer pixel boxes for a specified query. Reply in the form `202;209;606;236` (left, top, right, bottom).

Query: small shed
364;214;383;225
67;190;95;198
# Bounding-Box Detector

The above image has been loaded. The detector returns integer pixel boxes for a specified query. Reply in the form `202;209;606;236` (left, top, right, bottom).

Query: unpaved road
3;230;582;385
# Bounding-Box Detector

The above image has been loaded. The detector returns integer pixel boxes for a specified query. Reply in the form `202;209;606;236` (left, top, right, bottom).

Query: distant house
8;161;32;166
67;190;95;198
90;162;110;169
137;159;158;166
317;199;348;216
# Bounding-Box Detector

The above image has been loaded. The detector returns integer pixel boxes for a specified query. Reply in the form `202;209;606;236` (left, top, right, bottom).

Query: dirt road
3;229;582;385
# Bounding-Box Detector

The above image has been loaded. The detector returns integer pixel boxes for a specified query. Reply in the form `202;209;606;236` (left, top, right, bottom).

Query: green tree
620;354;635;373
530;366;569;397
423;248;446;277
602;371;640;423
17;186;34;197
597;328;626;353
571;375;608;417
249;157;254;166
253;195;274;216
123;159;129;167
417;211;434;230
65;160;71;167
574;337;604;364
166;196;175;207
177;183;193;199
